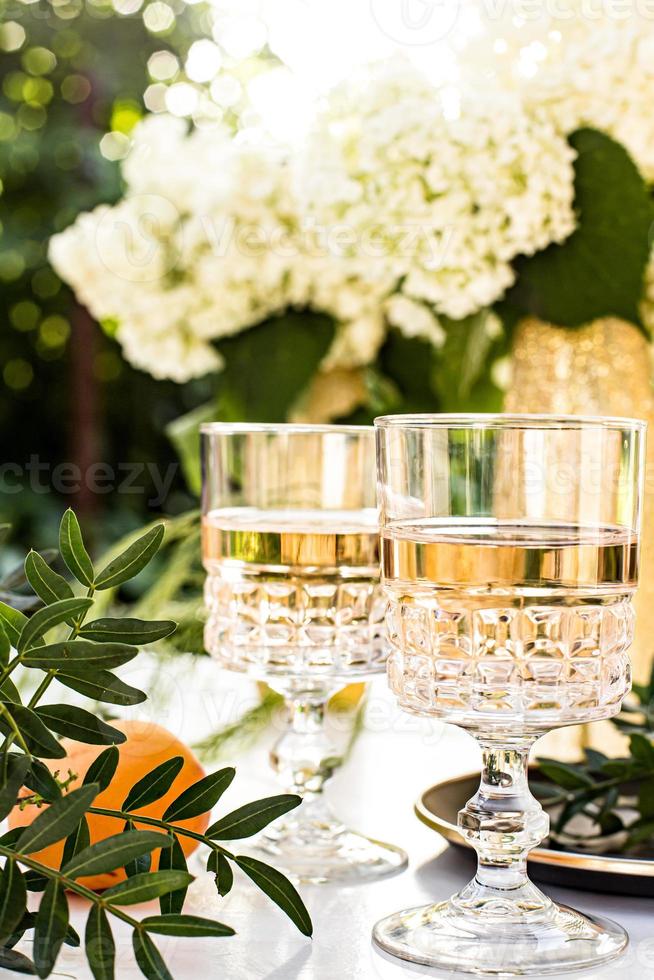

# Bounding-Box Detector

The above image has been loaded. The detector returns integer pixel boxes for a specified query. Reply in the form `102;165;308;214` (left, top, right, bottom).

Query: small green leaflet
141;914;235;938
102;870;194;906
85;905;115;980
55;669;147;707
24;551;74;606
122;757;184;813
61;817;91;868
0;600;28;648
0;947;36;975
0;754;31;822
94;525;165;591
59;510;94;588
163;767;235;823
0;621;9;665
17;597;93;653
63;831;172;879
79;618;176;645
207;850;233;897
34;879;69;979
132;930;172;980
0;703;66;759
17;784;99;854
158;835;187;915
82;746;120;792
23;640;138;670
235;855;312;937
207;794;301;840
34;704;125;746
24;759;62;803
0;859;27;944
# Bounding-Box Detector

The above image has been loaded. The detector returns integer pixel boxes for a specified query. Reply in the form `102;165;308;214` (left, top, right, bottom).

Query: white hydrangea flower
457;4;654;180
298;60;576;322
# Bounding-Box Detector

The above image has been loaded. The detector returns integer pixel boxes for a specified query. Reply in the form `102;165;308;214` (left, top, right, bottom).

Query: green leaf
0;621;9;666
122;757;184;813
510;128;653;328
0;703;66;759
63;831;171;879
0;858;27;944
432;311;506;413
24;870;48;892
23;640;139;671
0;674;21;702
207;794;301;840
102;870;194;906
141;915;235;938
234;855;312;937
538;759;595;791
18;597;93;653
64;923;80;948
79;618;176;645
158;835;187;915
85;905;115;980
59;510;94;588
82;746;120;793
94;525;165;591
208;850;233;897
56;669;147;707
163;767;235;823
24;760;62;803
24;551;74;607
0;947;36;975
216;312;336;425
0;754;31;822
34;705;126;746
132;930;172;980
167;402;220;496
4;909;37;949
629;733;654;766
34;879;69;978
17;784;99;853
61;817;90;869
0;600;28;647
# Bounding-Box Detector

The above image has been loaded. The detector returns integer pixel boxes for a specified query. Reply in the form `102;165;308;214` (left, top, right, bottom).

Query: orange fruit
9;719;210;891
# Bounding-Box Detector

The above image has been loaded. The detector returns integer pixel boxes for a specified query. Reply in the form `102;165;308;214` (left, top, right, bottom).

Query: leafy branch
0;511;312;979
535;664;654;853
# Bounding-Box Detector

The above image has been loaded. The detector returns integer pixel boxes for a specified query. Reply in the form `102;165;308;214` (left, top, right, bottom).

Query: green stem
0;703;32;758
88;806;234;859
0;844;141;931
542;772;651;809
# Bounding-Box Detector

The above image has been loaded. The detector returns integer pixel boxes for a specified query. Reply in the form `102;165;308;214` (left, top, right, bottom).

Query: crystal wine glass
373;414;645;975
201;422;407;883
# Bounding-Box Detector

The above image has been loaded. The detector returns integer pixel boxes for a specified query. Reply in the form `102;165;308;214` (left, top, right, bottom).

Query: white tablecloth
14;668;654;980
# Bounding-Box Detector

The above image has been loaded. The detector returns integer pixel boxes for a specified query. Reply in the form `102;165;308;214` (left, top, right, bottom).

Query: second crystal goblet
201;422;407;883
373;414;645;976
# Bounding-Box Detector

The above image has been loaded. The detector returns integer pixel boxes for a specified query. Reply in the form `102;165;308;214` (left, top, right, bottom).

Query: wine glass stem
459;735;550;894
270;683;341;800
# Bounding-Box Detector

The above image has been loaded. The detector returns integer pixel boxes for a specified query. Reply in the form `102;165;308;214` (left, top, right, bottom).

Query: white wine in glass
201;423;407;883
373;415;645;977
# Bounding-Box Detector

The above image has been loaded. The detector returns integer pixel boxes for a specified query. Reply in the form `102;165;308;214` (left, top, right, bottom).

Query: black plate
417;772;654;897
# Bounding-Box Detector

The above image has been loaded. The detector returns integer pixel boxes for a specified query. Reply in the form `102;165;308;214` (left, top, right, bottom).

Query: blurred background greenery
0;0;268;556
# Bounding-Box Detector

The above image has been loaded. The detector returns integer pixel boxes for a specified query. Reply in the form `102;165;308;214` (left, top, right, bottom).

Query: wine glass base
372;898;628;976
246;810;408;884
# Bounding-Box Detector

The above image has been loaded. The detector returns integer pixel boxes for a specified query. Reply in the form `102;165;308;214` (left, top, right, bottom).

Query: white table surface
11;665;654;980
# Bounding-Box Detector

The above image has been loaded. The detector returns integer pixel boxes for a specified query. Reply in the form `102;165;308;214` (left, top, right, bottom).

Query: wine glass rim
374;413;647;432
200;422;373;436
